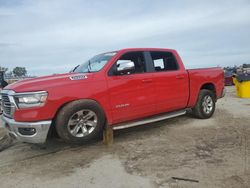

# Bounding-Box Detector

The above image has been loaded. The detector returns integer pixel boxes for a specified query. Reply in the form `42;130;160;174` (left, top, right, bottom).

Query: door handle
142;79;153;83
176;75;184;79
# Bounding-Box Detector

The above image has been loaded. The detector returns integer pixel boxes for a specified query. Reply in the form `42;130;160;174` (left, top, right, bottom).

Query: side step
112;109;187;130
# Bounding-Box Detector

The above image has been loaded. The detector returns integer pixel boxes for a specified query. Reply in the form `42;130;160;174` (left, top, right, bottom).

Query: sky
0;0;250;76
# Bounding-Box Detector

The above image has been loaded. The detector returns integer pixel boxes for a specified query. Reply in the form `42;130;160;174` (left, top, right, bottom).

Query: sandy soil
0;86;249;188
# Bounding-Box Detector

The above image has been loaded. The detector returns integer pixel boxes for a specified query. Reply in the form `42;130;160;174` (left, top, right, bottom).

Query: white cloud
0;0;250;75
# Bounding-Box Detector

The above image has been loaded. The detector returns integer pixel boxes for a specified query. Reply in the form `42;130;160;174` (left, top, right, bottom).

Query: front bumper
1;116;51;144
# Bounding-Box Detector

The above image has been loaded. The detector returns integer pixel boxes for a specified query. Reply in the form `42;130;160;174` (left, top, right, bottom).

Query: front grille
1;93;14;118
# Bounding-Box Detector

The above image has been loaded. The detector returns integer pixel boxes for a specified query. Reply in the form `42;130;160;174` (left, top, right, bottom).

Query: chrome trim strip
0;90;47;96
0;90;15;95
1;90;17;117
11;91;47;96
113;109;187;130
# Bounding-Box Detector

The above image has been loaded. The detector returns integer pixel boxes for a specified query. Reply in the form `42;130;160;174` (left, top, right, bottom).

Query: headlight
14;91;48;109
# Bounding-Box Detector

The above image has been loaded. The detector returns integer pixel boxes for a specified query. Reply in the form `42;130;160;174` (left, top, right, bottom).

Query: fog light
18;128;36;136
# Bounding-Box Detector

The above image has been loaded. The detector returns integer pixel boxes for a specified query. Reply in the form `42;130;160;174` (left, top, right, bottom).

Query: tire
55;99;105;144
192;89;216;119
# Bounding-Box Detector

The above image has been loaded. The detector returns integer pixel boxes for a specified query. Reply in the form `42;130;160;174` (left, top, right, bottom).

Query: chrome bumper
218;88;226;99
221;88;226;98
1;116;51;144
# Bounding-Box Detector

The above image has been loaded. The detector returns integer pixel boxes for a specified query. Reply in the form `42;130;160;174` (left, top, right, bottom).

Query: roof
117;47;176;52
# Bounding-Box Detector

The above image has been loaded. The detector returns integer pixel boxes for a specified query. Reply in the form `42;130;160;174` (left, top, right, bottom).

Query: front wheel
192;89;216;119
55;100;105;144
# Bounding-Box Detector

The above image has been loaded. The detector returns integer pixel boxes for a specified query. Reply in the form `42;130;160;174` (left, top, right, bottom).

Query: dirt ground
0;86;249;188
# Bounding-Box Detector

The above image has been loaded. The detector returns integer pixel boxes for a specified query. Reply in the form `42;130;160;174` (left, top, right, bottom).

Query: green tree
0;66;8;72
5;71;13;78
13;67;27;77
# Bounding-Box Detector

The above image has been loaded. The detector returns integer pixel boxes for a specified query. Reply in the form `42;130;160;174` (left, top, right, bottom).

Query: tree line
0;66;27;77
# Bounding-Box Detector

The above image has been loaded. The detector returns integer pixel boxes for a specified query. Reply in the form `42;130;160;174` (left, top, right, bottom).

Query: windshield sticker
69;74;88;80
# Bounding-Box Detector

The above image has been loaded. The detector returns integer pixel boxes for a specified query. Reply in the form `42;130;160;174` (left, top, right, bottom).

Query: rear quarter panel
187;68;224;107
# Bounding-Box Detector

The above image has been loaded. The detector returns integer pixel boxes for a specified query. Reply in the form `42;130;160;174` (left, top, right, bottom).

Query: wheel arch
48;98;109;138
200;83;216;98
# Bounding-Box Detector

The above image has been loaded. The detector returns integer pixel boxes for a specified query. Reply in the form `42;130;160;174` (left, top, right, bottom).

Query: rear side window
150;51;178;71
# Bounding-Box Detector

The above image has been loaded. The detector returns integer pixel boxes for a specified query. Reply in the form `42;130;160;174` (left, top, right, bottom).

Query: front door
106;51;156;124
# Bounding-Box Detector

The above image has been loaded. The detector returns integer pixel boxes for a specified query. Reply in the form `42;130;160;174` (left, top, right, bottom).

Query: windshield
74;52;117;73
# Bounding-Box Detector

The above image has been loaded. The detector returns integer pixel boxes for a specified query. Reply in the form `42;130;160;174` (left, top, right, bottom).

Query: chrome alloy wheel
67;109;98;137
202;95;214;114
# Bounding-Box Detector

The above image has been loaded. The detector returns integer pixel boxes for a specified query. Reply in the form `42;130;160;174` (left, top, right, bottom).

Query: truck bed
187;67;224;107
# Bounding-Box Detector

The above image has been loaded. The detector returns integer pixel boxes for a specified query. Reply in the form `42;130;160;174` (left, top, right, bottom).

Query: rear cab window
150;51;179;72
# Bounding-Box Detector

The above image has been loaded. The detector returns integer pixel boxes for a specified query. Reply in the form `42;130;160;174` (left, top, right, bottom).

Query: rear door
106;51;156;124
148;51;189;113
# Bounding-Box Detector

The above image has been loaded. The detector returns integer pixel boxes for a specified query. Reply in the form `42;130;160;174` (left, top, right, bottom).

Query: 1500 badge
70;74;88;80
115;104;130;108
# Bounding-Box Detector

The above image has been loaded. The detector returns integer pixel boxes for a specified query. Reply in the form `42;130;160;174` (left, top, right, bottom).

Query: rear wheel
192;89;216;119
55;100;105;144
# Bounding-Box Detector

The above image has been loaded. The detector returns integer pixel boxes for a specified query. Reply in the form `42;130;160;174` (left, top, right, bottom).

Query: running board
112;109;187;130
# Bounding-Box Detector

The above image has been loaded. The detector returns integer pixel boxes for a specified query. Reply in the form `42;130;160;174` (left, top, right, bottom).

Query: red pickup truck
1;48;225;144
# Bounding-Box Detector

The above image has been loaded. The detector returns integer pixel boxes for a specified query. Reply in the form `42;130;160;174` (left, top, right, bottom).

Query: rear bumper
218;87;226;99
1;116;51;144
221;88;226;98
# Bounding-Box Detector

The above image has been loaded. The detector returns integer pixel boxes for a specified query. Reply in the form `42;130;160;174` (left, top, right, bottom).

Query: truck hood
5;73;93;92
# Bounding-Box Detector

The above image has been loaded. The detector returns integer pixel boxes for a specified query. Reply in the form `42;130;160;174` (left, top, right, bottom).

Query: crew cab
1;48;225;144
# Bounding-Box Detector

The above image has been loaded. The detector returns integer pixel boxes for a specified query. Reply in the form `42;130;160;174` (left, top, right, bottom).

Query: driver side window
113;52;146;75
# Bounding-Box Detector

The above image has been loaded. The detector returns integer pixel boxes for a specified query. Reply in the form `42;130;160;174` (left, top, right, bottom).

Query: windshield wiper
71;65;79;73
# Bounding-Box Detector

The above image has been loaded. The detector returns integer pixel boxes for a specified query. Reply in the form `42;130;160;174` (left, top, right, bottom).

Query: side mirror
116;60;135;74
